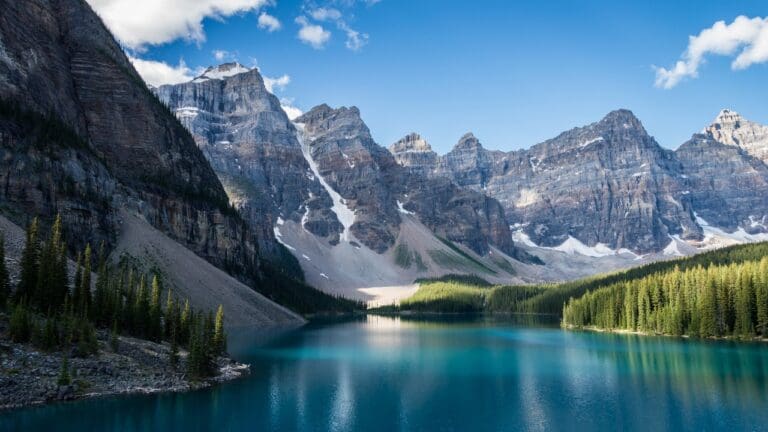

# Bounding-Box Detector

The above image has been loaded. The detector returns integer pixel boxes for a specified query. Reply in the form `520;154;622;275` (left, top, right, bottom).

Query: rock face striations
0;0;280;284
157;68;524;261
390;109;768;254
704;109;768;164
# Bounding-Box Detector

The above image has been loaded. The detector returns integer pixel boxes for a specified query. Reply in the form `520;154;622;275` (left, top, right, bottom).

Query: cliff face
675;134;768;233
158;66;524;260
392;110;702;254
295;104;519;257
704;109;768;165
0;0;261;277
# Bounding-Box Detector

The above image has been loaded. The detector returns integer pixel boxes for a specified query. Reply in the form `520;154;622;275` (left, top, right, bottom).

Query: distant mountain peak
193;62;251;82
389;133;433;154
598;109;644;131
713;108;742;124
452;132;483;151
705;109;768;163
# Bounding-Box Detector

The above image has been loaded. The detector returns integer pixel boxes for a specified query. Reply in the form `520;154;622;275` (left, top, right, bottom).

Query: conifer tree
79;244;92;316
0;234;9;310
72;252;83;313
213;305;226;356
149;275;162;342
16;218;40;303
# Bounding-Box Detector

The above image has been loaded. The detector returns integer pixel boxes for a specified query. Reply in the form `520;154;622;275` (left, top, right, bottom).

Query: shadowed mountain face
0;0;265;278
391;110;768;254
157;64;524;259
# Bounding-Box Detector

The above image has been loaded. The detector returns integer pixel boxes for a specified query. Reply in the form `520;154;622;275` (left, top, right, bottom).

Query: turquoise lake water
2;315;768;431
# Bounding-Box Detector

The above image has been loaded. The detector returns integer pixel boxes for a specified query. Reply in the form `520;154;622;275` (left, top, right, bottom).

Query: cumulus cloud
258;11;282;32
263;74;291;92
87;0;271;49
295;16;331;49
655;15;768;89
338;22;368;51
212;49;233;61
128;56;194;86
309;7;342;21
305;7;368;51
281;102;303;120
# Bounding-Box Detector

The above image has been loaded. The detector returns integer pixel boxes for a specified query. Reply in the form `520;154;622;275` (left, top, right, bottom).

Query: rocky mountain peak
597;109;646;133
194;62;251;82
452;132;483;151
704;109;768;163
389;133;433;154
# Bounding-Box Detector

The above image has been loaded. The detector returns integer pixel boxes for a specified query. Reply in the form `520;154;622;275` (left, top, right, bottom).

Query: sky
87;0;768;153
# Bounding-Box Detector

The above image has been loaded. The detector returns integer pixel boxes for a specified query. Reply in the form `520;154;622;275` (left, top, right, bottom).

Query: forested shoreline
562;257;768;339
384;242;768;341
2;215;228;380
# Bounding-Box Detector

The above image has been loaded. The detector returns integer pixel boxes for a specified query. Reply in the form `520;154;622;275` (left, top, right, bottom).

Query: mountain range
156;62;768;301
1;0;767;313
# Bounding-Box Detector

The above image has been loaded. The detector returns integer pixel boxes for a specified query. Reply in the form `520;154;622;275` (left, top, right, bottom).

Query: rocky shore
0;317;249;411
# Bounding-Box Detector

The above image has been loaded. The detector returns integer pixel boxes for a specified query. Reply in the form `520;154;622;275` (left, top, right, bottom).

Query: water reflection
2;315;767;431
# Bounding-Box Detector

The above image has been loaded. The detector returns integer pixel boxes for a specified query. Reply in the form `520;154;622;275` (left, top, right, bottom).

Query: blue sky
91;0;768;153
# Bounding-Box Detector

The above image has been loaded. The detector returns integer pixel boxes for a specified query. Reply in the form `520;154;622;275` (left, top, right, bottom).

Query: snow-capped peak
193;62;251;82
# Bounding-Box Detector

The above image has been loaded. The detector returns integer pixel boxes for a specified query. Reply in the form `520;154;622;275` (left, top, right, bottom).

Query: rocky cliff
157;68;523;260
0;0;271;283
704;109;768;165
393;110;702;254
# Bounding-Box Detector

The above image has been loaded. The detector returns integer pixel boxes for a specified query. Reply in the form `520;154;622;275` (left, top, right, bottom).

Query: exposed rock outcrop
0;0;304;320
704;109;768;164
392;110;702;254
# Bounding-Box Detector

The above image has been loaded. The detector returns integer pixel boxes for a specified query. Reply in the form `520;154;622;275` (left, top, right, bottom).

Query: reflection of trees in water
590;332;768;407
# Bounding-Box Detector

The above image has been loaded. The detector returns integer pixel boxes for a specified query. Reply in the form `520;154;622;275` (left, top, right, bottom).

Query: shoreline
563;324;768;343
0;330;250;412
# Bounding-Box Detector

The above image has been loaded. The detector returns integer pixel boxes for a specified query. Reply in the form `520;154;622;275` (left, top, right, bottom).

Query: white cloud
655;16;768;89
258;12;282;32
281;103;303;120
339;22;368;51
295;16;331;49
87;0;271;49
128;56;194;86
263;74;291;93
305;7;368;51
309;7;342;21
212;49;232;61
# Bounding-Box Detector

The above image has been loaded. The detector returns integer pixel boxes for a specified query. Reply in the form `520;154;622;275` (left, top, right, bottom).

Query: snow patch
397;200;414;215
302;254;311;261
175;107;200;119
662;236;684;256
580;136;604;147
513;231;637;258
295;123;356;242
341;152;355;169
696;214;768;243
197;64;250;80
272;226;296;251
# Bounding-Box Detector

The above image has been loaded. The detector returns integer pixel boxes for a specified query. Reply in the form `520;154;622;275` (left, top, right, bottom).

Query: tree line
2;215;227;379
562;257;768;339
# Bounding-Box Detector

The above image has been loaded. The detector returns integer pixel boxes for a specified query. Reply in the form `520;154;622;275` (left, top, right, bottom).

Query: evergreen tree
0;234;9;310
149;275;162;342
213;305;226;356
9;303;32;343
72;252;83;313
16;218;40;303
79;244;92;317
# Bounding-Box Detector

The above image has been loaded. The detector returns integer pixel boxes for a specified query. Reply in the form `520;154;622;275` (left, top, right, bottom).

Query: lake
2;315;768;431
